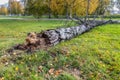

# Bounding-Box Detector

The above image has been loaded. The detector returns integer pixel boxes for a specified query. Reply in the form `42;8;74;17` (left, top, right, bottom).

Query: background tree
45;0;52;18
94;0;110;21
25;0;48;18
8;0;23;15
96;0;110;15
0;5;8;15
107;0;115;14
116;0;120;13
20;0;28;15
50;0;99;18
25;0;110;19
50;0;64;18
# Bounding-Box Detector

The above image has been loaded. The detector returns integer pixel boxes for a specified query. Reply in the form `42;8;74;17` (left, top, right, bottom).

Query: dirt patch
7;32;51;54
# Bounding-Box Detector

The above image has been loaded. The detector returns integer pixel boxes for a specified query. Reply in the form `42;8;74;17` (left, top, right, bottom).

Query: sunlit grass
0;19;120;80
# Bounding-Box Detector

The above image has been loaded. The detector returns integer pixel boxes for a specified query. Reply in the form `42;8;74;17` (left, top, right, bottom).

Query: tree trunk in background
48;0;51;19
48;8;51;19
66;6;69;19
85;0;90;22
69;8;73;18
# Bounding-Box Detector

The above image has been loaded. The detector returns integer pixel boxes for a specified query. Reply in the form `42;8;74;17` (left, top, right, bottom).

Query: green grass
1;15;120;20
0;15;34;19
0;19;68;52
0;19;120;80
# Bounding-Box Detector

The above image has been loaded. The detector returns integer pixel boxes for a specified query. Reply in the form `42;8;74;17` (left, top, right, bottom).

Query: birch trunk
8;20;119;53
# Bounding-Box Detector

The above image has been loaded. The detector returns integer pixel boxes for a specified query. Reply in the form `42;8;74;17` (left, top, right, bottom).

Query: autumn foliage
50;0;99;16
0;0;110;16
0;6;8;15
25;0;110;18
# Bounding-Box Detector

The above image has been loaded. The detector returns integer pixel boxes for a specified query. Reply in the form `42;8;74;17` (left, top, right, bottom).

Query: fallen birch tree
7;20;119;53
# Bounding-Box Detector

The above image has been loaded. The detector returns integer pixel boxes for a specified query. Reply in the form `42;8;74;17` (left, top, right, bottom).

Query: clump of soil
7;32;51;54
0;32;52;65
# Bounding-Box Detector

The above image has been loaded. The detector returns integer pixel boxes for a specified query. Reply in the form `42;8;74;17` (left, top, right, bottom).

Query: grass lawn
0;19;120;80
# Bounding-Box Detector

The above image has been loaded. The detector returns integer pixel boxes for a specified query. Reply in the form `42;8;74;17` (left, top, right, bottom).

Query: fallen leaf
48;68;54;75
